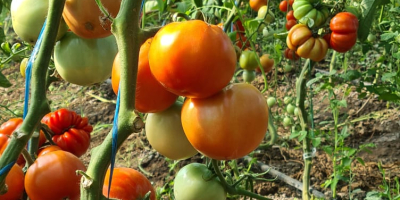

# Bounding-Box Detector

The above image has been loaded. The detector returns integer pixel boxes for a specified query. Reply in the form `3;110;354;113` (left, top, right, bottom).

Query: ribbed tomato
111;38;178;113
148;20;236;99
329;12;359;53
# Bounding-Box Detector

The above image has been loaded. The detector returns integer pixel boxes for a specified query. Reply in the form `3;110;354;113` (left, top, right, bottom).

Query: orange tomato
37;145;62;157
181;83;268;160
0;164;24;200
112;38;178;113
62;0;121;38
250;0;268;11
148;20;236;99
0;118;46;147
256;54;274;73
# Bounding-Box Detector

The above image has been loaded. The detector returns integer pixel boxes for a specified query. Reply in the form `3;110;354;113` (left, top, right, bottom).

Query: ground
1;63;399;200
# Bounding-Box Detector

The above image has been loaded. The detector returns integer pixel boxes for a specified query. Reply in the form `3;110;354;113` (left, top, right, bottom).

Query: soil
1;62;399;200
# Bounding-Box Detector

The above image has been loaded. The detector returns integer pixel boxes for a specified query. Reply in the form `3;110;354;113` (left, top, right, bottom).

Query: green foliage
358;0;391;42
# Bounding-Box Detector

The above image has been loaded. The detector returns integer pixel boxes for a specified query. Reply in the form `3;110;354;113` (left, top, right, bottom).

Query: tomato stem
21;148;34;167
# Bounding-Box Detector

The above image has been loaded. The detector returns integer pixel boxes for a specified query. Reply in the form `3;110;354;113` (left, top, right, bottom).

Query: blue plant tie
0;161;16;176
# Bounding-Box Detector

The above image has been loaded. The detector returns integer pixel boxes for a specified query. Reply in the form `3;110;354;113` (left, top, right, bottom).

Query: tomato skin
256;54;274;73
286;19;297;30
284;48;300;60
37;145;62;157
181;83;268;160
250;0;268;11
54;32;118;86
41;108;92;157
145;102;198;160
329;12;359;53
0;164;24;200
289;0;294;6
174;163;226;200
25;151;86;200
149;20;236;99
239;50;258;71
103;168;156;200
111;39;178;113
63;0;121;38
286;10;296;20
279;1;288;12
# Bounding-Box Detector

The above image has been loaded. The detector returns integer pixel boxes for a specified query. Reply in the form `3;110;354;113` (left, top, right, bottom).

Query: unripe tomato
0;164;24;200
63;0;121;38
279;1;289;12
242;69;256;83
267;97;276;107
283;116;293;127
292;0;330;28
111;39;178;113
239;50;258;71
256;54;274;73
149;20;236;99
258;6;275;23
174;163;226;200
284;96;293;104
54;32;118;86
329;12;359;53
286;104;295;114
11;0;68;44
286;19;297;30
250;0;268;11
284;64;293;72
103;168;156;200
19;58;28;78
145;102;198;160
367;33;376;42
181;83;268;160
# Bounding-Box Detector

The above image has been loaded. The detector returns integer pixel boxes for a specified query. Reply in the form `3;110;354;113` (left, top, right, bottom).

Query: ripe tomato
103;168;156;200
54;32;118;86
255;54;274;73
284;48;300;60
239;50;258;71
329;12;359;53
174;163;226;200
286;19;297;30
286;10;296;20
145;102;198;160
41;108;92;157
148;20;236;99
181;83;268;160
233;20;250;49
11;0;68;44
0;164;24;200
250;0;268;11
111;39;178;113
37;145;62;157
289;0;294;6
0;134;26;166
279;0;288;12
25;151;86;200
62;0;121;38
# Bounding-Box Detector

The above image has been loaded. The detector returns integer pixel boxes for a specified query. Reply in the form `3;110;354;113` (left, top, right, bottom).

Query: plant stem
0;0;62;189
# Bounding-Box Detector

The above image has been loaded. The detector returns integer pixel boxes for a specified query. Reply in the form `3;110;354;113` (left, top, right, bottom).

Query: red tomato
250;0;268;11
41;108;92;157
329;12;359;53
0;164;24;200
111;39;178;113
279;0;288;12
233;20;250;49
37;145;62;157
148;20;236;99
0;118;46;147
323;33;331;48
286;10;295;20
286;19;297;30
284;48;300;61
25;151;86;200
0;134;25;166
289;0;294;6
181;83;268;160
103;168;156;200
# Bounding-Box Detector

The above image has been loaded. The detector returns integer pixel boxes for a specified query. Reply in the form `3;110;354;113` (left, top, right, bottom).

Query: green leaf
356;157;365;166
378;92;400;101
192;0;202;8
380;32;398;41
358;0;391;42
0;70;12;88
341;70;361;81
0;27;5;45
311;137;321;147
394;52;400;59
381;72;397;82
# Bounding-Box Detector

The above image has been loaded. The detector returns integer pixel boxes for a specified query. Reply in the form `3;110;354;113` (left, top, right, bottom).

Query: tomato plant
249;0;268;11
103;168;156;200
0;164;24;200
41;108;92;157
174;163;226;200
62;0;121;38
111;38;178;113
148;20;236;99
329;12;359;53
54;32;118;86
25;151;86;200
145;101;198;160
181;83;268;160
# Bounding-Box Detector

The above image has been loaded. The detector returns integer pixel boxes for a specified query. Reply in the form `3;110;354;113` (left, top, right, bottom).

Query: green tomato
286;104;295;115
145;102;198;160
257;6;275;24
11;0;68;45
283;64;293;72
267;97;276;107
242;70;256;83
54;32;118;86
239;50;258;71
282;116;293;127
292;0;329;27
174;163;226;200
294;107;299;116
284;96;292;104
19;57;28;78
367;33;376;42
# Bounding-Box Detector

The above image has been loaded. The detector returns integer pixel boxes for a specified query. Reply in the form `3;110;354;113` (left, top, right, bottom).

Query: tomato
279;0;289;12
257;6;275;24
329;12;359;53
367;33;376;42
286;104;295;114
63;0;121;38
41;108;92;157
242;70;256;83
25;151;86;200
111;39;178;113
239;50;258;71
54;32;118;86
283;64;293;72
145;102;198;160
0;164;24;200
11;0;68;44
37;145;62;157
174;163;226;200
286;19;297;30
148;20;236;99
256;54;274;73
286;10;296;21
19;58;28;78
287;24;328;62
282;116;293;127
289;0;294;6
103;168;156;200
0;118;23;136
181;83;268;160
284;96;293;104
233;20;250;49
249;0;268;11
323;33;331;48
292;0;330;27
267;97;276;107
284;48;300;61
